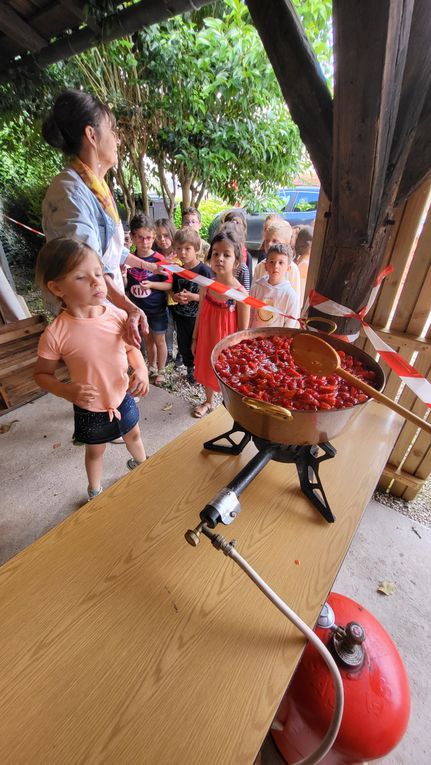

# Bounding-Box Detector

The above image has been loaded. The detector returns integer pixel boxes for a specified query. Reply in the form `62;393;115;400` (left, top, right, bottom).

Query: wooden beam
380;0;431;218
0;0;213;84
396;83;431;204
0;4;47;52
382;465;425;490
58;0;100;34
331;0;414;248
246;0;333;200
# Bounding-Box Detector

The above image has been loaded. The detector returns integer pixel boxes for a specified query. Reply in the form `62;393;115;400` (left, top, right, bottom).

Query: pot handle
304;316;337;334
242;397;293;421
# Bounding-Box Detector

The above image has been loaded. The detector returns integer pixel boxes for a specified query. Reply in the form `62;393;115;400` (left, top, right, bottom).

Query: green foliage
174;198;227;240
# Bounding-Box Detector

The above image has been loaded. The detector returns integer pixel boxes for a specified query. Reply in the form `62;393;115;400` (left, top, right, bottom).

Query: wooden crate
0;315;67;414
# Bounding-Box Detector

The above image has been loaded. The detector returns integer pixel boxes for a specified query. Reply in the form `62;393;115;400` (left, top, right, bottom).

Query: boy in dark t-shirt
172;227;212;385
127;213;172;385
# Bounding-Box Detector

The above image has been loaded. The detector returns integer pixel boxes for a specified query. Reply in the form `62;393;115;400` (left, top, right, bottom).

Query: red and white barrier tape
0;213;45;237
162;262;304;327
307;269;431;409
163;261;430;408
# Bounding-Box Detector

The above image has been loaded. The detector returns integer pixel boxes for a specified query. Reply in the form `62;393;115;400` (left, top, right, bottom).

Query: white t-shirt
249;275;300;329
253;259;301;305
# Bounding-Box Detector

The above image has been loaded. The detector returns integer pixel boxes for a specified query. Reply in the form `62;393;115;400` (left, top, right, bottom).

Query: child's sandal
193;401;213;418
148;366;158;380
154;369;166;386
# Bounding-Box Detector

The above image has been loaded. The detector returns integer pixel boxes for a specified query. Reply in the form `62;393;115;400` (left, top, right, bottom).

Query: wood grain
0;404;401;764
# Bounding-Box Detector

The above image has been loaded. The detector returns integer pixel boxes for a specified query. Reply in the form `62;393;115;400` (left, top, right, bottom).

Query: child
249;244;299;328
127;213;172;386
192;231;250;418
172;227;212;385
294;225;313;308
154;218;180;365
257;213;284;263
181;206;210;261
218;221;251;291
223;209;253;280
34;237;149;501
252;220;301;304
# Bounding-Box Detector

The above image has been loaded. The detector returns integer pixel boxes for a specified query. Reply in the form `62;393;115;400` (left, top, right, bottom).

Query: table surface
0;403;401;765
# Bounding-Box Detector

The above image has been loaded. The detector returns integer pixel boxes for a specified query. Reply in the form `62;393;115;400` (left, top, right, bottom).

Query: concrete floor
1;390;429;764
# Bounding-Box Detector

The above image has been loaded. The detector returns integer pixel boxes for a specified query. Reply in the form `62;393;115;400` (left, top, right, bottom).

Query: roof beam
331;0;414;248
396;83;431;204
246;0;333;201
0;0;212;84
0;4;47;52
383;0;431;210
58;1;100;34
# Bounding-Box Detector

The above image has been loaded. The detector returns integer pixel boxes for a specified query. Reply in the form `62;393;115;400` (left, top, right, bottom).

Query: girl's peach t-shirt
37;305;131;412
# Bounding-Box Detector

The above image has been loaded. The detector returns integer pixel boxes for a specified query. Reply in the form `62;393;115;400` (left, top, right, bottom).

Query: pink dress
194;287;246;391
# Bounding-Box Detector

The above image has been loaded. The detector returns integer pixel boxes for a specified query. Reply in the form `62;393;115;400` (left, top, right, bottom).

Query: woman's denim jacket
42;167;128;274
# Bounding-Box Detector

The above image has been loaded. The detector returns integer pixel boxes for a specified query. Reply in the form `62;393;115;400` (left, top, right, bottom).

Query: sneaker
166;353;174;364
87;486;103;501
174;354;184;369
127;458;142;470
187;367;196;385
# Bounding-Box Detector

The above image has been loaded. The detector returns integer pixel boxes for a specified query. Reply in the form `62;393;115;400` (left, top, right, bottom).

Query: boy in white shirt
249;243;299;329
252;221;301;304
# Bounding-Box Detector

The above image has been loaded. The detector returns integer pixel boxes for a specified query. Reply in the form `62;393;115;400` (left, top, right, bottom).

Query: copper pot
211;328;385;445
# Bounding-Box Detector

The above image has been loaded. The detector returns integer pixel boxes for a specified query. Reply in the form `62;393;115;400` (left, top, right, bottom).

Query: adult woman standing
42;89;148;345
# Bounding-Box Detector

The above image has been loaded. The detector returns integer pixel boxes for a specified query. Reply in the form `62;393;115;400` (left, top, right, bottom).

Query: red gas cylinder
272;592;410;764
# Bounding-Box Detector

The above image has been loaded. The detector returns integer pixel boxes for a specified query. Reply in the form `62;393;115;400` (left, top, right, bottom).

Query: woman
42;89;148;345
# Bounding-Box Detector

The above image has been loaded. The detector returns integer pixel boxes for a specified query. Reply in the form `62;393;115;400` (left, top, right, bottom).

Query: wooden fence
306;180;431;500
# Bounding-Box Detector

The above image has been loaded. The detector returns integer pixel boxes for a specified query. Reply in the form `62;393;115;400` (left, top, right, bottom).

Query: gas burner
201;421;337;526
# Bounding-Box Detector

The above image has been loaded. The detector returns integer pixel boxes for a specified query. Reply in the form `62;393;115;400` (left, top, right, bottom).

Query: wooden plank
303;189;330;305
360;327;431;356
402;442;431;500
390;198;431;334
0;352;38;377
0;322;45;345
332;0;413;246
397;82;431;203
246;0;333;200
0;315;44;335
382;0;431;217
372;182;430;329
0;4;47;51
382;464;425;490
0;403;401;764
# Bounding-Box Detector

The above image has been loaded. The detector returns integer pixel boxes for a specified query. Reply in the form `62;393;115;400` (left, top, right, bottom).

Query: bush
174;198;227;240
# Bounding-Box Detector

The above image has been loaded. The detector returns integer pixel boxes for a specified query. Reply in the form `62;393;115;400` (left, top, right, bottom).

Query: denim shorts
73;392;139;445
147;309;169;334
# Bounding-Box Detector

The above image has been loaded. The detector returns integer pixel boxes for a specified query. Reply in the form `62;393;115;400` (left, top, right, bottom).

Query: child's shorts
146;309;169;334
73;392;139;445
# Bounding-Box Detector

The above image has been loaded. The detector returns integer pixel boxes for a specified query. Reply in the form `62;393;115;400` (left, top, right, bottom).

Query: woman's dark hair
154;218;176;243
130;212;155;233
36;237;96;290
208;231;242;267
42;89;113;156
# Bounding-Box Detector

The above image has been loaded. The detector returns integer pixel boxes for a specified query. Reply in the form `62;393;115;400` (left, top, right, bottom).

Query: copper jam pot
211;328;385;446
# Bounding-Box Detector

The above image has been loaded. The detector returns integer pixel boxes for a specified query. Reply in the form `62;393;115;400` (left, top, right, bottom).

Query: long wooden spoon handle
339;368;431;435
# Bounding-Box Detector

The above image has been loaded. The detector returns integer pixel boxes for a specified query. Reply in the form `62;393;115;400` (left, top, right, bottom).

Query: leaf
0;419;19;434
162;403;173;411
377;580;396;596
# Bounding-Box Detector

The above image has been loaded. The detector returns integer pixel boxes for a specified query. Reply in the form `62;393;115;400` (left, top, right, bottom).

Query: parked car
208;186;320;253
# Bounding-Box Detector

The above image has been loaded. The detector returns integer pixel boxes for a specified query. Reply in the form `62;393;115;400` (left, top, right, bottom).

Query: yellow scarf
71;157;120;224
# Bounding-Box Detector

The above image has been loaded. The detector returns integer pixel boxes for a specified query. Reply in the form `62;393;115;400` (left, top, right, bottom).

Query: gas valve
330;621;366;669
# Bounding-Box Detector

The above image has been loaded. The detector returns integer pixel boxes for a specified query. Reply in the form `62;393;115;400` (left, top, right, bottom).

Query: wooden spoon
291;333;431;435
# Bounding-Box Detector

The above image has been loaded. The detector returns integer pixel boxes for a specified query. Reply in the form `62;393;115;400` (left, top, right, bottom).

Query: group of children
34;206;313;498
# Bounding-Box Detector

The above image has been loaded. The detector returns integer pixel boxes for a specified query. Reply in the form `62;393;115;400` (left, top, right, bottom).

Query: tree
69;0;302;215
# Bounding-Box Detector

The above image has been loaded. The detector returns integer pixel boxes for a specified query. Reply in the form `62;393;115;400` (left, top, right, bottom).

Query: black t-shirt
126;252;171;315
173;262;212;317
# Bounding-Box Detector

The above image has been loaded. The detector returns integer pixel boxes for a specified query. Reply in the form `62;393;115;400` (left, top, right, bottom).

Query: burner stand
203;422;337;524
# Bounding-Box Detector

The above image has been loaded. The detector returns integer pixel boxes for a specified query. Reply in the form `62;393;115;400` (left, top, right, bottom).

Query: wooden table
0;404;401;764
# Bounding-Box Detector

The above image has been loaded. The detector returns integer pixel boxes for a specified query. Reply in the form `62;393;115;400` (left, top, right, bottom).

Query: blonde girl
34;237;148;500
